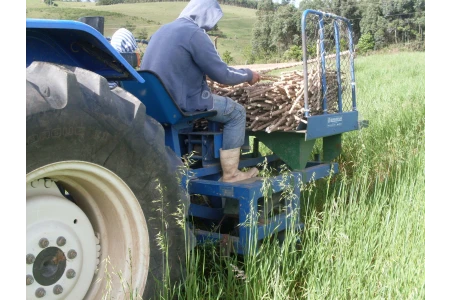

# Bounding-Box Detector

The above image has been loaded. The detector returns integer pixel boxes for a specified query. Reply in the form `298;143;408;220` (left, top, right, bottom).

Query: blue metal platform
188;161;338;254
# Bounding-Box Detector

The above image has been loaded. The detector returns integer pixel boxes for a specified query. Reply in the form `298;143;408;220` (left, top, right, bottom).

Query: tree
283;45;302;61
136;28;149;40
222;50;234;64
121;20;136;33
251;0;276;58
356;32;375;53
269;4;301;55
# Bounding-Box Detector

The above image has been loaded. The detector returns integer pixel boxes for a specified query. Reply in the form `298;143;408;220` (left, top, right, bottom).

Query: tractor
26;10;365;300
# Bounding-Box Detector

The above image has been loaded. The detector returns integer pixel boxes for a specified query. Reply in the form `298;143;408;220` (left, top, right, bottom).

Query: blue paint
318;15;329;114
189;204;224;221
333;20;343;112
121;71;217;125
304;111;359;140
188;163;336;254
26;19;144;83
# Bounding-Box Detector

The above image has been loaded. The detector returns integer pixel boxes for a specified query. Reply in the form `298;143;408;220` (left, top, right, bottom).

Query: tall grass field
163;52;425;299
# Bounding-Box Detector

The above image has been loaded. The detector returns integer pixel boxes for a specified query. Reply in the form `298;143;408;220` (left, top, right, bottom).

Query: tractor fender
26;18;144;83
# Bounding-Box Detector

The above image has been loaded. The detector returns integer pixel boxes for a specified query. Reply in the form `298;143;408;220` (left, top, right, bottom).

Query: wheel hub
33;247;66;286
26;161;150;299
26;179;97;299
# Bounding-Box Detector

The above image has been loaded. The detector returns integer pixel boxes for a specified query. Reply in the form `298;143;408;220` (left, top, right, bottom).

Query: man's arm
189;29;259;86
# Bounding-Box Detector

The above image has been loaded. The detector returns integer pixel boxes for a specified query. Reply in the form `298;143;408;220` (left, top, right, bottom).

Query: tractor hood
26;19;144;83
178;0;223;31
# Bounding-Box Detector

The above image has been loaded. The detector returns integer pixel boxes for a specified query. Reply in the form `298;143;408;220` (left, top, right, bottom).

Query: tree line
250;0;425;63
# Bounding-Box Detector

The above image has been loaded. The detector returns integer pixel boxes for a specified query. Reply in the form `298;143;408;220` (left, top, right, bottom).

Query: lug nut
39;238;49;249
26;254;35;264
66;269;76;279
35;288;46;298
53;284;63;295
26;275;34;286
56;236;66;247
67;249;77;259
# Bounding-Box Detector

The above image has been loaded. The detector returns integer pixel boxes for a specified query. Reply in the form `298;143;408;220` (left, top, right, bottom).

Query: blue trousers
205;95;246;150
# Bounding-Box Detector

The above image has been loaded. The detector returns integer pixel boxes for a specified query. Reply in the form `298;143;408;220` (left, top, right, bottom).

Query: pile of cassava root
198;69;339;133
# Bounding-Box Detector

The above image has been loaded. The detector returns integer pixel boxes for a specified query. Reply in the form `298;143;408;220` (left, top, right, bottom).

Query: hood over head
178;0;223;31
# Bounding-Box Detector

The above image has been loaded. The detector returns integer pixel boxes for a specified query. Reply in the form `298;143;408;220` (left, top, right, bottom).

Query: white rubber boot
220;148;259;182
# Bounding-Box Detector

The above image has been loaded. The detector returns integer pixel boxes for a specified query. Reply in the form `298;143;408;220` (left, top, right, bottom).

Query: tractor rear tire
26;62;189;300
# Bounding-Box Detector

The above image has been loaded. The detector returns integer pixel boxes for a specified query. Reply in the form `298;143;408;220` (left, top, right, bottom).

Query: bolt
67;249;77;259
26;275;34;286
39;238;49;248
53;285;63;295
42;86;50;97
66;269;76;279
56;236;66;247
26;254;35;264
35;288;46;298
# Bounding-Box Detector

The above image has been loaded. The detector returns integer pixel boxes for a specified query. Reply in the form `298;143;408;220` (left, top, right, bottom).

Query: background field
26;0;257;64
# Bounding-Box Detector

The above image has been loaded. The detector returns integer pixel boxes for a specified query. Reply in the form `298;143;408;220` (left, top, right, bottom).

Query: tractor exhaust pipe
78;16;104;35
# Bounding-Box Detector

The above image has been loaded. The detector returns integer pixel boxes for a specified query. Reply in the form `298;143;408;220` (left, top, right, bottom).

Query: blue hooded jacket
140;0;253;112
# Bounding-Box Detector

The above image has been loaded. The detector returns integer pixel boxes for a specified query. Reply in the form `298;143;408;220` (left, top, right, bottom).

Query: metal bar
333;20;343;112
301;11;310;117
347;23;357;111
301;162;339;183
188;204;223;221
239;190;259;254
318;15;328;114
208;121;221;132
186;140;202;144
252;137;260;158
189;155;279;178
301;10;356;114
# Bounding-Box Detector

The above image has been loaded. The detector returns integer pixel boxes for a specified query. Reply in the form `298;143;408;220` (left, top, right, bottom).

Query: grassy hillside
26;0;257;64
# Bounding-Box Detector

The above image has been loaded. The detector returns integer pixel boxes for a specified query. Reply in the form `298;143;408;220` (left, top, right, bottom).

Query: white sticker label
327;116;343;127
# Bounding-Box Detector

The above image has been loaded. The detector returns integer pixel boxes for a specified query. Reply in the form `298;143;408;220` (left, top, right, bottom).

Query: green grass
171;52;425;299
26;0;257;64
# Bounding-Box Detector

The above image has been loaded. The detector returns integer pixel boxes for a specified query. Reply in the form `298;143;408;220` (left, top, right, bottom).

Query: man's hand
248;70;261;85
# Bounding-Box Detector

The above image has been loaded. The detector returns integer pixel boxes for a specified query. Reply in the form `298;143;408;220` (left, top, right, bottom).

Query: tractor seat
120;70;217;125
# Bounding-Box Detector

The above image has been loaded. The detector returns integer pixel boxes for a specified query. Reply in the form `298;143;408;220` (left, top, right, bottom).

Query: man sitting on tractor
140;0;260;182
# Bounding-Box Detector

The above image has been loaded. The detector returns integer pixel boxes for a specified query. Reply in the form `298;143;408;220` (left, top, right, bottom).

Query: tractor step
188;161;338;255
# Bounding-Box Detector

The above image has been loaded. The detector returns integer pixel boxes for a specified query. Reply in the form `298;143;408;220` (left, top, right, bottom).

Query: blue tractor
26;10;365;300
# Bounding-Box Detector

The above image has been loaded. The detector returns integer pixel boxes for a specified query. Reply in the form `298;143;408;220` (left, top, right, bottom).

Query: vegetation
91;51;424;300
166;51;424;300
222;50;234;64
27;0;425;64
26;0;257;64
26;1;425;297
251;0;425;62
